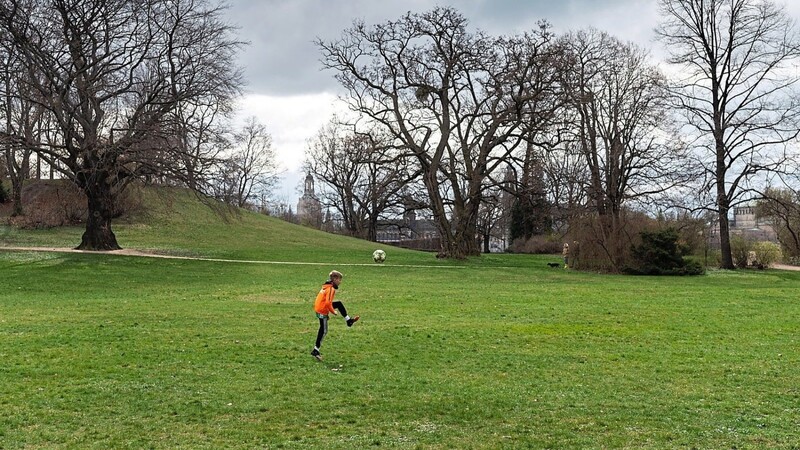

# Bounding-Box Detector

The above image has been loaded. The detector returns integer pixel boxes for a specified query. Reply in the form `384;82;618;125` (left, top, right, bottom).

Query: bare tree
558;29;692;270
657;0;800;269
318;7;560;258
213;117;278;209
540;142;589;234
0;0;244;249
1;43;40;216
170;88;232;192
756;187;800;259
476;185;505;253
506;144;553;243
304;118;413;241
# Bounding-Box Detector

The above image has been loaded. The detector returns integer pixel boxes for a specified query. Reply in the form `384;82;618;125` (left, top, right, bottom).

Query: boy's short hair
329;270;343;279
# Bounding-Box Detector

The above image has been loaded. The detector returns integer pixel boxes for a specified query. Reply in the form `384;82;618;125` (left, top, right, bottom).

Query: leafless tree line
314;1;800;267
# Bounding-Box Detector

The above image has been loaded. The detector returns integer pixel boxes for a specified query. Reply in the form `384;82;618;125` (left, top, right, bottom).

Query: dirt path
771;263;800;271
1;246;208;260
3;245;800;271
0;246;465;269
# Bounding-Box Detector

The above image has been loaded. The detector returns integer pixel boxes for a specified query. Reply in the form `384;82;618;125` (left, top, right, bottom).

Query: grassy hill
1;184;448;266
1;184;799;448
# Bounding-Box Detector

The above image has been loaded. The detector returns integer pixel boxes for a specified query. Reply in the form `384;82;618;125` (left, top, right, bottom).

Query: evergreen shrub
625;228;704;275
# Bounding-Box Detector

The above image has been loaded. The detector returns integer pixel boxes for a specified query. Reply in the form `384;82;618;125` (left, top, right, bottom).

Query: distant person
562;243;570;269
311;270;359;361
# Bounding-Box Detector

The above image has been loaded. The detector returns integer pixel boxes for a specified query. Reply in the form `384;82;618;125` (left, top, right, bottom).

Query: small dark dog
547;262;561;268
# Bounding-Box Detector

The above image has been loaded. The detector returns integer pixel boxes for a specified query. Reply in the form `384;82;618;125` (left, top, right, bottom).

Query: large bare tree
213;117;278;209
657;0;800;269
304;118;413;241
0;0;243;249
562;31;675;214
558;29;692;269
318;7;560;258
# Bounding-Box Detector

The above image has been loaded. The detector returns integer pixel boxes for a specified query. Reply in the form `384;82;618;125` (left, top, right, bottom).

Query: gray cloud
225;0;665;97
226;0;442;96
224;0;799;202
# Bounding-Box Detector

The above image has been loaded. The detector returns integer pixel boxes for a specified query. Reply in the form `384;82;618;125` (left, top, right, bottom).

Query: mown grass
1;189;799;448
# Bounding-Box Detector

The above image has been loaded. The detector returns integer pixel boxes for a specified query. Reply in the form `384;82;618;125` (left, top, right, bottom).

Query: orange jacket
313;282;337;316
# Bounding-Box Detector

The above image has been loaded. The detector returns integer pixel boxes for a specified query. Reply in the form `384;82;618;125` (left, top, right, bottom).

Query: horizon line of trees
307;1;800;269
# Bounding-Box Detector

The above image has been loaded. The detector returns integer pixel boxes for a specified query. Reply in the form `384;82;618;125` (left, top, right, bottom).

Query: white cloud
235;92;344;203
236;92;342;173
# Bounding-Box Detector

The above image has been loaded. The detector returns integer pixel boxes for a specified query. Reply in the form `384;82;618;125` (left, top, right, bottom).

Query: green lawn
1;192;799;448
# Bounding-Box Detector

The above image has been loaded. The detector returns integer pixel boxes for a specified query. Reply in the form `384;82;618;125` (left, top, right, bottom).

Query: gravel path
2;246;799;271
771;263;800;271
0;246;465;269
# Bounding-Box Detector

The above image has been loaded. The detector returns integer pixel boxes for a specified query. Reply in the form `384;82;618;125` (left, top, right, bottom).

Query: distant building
708;204;777;246
375;208;440;251
730;205;777;242
375;166;515;253
296;174;322;227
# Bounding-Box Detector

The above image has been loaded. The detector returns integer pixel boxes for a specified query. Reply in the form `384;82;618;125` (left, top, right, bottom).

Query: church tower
296;174;322;226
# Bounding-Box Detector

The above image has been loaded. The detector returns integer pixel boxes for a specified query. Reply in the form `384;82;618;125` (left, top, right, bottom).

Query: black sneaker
347;315;360;327
311;349;322;361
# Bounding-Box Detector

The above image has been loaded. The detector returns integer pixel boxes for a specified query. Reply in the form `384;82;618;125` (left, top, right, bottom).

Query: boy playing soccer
311;270;359;361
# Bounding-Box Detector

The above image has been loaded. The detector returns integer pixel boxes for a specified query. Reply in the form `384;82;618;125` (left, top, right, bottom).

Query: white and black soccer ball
372;249;386;263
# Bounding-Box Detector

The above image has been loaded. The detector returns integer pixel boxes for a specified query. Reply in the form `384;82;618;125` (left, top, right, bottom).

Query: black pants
315;301;348;349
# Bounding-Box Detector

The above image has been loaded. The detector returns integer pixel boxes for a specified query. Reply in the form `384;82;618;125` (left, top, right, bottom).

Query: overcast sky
222;0;800;203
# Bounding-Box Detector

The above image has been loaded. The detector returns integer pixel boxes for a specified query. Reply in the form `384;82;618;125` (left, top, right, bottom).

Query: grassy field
1;190;799;448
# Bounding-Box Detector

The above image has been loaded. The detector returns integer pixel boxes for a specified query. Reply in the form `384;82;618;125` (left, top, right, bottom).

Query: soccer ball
372;249;386;263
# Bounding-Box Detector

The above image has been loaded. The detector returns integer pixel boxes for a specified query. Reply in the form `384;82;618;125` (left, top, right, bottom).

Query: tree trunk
450;212;481;258
715;130;735;269
367;216;378;242
77;177;121;251
432;204;483;259
717;202;734;270
10;174;23;217
5;147;26;217
440;236;477;259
